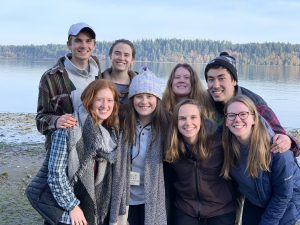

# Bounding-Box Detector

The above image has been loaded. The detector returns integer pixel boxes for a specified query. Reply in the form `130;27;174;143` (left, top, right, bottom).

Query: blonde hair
162;63;215;119
164;99;212;162
221;95;271;178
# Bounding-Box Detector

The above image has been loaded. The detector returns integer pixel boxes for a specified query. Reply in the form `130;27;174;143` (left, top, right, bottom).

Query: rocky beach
0;113;45;224
0;112;300;225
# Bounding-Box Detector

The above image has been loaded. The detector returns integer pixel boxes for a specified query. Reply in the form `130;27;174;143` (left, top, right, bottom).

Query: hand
56;114;77;129
271;134;292;153
69;205;87;225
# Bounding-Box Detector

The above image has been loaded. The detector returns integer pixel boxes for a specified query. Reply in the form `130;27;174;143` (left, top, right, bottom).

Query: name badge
130;171;140;186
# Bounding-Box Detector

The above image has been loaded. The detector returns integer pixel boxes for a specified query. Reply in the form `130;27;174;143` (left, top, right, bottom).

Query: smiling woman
222;95;300;225
109;68;168;225
164;98;237;225
162;63;214;120
26;79;120;225
177;103;201;145
81;79;119;127
101;39;137;105
225;102;256;145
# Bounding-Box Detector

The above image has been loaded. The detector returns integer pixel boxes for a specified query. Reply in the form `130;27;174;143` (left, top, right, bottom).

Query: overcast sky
1;0;300;45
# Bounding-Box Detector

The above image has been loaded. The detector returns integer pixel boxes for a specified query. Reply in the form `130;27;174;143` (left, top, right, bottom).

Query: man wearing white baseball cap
68;22;96;39
36;22;101;152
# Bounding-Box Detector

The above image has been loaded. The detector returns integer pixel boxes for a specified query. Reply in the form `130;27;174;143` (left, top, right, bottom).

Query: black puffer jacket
26;150;64;225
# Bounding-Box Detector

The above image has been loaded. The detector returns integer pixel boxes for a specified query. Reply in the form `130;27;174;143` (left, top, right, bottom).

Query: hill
1;39;300;65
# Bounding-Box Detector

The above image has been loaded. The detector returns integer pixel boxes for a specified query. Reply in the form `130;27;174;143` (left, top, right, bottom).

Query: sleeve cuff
66;198;80;211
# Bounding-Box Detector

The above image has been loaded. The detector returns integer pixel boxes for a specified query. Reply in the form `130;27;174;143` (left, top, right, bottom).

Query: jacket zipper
194;160;202;219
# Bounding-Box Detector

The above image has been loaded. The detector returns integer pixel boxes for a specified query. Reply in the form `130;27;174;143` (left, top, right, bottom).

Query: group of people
26;22;300;225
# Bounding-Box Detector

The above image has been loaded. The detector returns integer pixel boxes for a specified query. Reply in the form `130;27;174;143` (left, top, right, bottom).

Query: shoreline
0;112;44;144
1;112;300;145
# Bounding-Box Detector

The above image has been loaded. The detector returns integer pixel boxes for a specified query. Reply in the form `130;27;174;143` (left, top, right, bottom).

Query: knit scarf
109;129;167;225
68;106;118;225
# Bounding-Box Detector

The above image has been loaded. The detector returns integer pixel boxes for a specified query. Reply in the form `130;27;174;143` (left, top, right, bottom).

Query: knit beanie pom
204;52;238;82
128;67;163;99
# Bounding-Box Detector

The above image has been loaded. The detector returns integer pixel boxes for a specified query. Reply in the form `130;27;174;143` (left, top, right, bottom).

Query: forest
1;39;300;66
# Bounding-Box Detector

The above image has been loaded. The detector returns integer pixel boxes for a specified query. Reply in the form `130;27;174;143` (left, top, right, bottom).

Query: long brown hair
81;79;119;129
162;63;214;119
164;99;212;162
122;97;168;146
221;95;271;178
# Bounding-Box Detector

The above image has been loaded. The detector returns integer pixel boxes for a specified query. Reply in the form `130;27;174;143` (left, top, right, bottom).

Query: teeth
213;90;222;94
233;125;244;128
137;106;150;110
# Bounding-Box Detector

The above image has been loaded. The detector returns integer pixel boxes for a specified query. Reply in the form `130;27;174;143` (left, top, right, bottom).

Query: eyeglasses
225;111;254;121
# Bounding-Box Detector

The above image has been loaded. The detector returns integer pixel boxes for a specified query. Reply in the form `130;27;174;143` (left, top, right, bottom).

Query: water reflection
1;59;300;128
238;64;300;83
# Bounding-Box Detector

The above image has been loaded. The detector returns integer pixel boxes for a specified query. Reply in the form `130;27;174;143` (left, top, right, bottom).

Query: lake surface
0;59;300;128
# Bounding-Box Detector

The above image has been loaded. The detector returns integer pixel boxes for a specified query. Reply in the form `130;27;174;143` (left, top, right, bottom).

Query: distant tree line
1;39;300;66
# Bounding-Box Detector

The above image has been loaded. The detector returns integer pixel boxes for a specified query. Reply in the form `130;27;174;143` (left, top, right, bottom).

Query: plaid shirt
36;54;101;148
214;85;300;156
48;128;80;224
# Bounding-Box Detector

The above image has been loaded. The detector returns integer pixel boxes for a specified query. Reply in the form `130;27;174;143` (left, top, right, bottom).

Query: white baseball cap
68;22;96;39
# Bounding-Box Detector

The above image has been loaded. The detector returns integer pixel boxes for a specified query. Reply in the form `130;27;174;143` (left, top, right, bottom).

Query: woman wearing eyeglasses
222;95;300;225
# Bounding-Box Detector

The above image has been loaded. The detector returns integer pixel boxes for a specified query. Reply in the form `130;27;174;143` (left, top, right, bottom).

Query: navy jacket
231;149;300;225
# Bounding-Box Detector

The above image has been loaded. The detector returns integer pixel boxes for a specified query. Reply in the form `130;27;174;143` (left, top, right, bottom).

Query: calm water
1;59;300;128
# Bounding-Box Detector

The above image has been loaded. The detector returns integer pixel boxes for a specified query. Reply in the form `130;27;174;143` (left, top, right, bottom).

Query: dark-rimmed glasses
225;111;254;121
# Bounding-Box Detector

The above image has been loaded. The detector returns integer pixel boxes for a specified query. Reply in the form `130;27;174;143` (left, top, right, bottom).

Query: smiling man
36;22;101;150
204;52;299;155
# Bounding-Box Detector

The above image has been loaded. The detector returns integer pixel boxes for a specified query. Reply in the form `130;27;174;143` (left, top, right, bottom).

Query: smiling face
206;67;237;104
225;101;255;145
67;32;96;65
177;104;201;144
133;93;157;125
110;42;134;73
92;88;115;124
171;67;192;99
